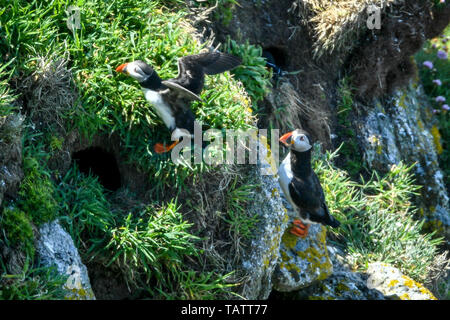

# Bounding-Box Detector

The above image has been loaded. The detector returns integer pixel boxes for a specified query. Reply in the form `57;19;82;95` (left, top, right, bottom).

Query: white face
291;130;312;152
124;61;149;82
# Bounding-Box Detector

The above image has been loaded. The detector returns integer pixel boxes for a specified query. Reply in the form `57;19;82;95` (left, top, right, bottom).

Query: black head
279;129;312;153
116;60;157;83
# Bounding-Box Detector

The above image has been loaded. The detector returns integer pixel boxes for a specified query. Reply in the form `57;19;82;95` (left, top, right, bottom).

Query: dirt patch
86;261;131;300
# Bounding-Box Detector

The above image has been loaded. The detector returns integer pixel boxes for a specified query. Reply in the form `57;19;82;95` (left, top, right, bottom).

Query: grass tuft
315;146;443;283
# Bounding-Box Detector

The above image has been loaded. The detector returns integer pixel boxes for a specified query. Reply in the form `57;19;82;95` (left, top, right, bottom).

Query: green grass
105;202;199;286
0;206;34;257
0;60;17;117
0;0;255;193
0;259;67;300
159;270;237;300
18;151;59;226
223;177;260;240
55;164;245;298
0;0;264;299
335;77;364;177
415;26;450;191
57;165;116;253
315;146;443;282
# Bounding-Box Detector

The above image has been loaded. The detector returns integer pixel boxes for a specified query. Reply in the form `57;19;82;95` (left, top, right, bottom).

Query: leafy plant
225;38;273;109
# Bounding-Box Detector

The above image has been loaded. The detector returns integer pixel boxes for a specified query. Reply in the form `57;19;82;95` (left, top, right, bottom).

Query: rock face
366;262;437;300
0;114;24;207
35;220;95;300
240;138;289;299
296;246;386;300
273;224;333;292
358;84;450;241
271;160;333;292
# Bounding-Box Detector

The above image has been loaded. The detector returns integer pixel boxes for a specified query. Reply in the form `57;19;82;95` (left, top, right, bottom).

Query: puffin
278;129;340;238
115;51;242;153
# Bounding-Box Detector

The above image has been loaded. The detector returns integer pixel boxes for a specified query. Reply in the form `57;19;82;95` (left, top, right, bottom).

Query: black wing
171;52;242;94
161;80;202;101
288;175;322;213
289;173;340;228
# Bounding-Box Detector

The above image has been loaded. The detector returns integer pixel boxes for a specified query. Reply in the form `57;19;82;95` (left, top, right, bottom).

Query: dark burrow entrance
263;46;288;69
72;147;122;191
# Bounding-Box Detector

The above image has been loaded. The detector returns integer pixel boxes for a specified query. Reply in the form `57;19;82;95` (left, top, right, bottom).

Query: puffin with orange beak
278;129;340;238
115;51;242;153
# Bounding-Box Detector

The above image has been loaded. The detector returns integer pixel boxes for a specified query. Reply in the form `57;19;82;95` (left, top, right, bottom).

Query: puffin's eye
300;136;305;141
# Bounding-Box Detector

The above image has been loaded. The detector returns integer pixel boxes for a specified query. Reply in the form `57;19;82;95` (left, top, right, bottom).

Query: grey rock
296;246;386;300
36;220;95;300
272;223;333;292
240;138;289;299
366;262;437;300
358;84;449;241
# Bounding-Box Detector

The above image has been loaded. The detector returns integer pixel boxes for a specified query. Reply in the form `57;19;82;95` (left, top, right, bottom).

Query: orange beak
279;131;293;146
115;63;128;73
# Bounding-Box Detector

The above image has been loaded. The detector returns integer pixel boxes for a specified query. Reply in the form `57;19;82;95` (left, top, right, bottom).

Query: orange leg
154;140;179;154
290;219;310;238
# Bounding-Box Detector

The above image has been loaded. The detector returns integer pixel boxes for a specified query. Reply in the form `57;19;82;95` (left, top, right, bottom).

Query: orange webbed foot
290;219;310;238
153;140;179;154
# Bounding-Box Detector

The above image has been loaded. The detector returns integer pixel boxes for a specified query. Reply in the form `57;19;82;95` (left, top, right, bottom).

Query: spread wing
172;52;242;94
177;51;242;76
161;80;202;101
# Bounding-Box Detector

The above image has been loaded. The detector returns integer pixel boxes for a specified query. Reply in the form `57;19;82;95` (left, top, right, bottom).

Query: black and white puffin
278;129;340;238
115;51;242;153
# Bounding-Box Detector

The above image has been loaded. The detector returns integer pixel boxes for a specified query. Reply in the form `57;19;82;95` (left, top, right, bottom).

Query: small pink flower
433;79;442;86
443;104;450;111
423;61;434;69
440;0;445;3
437;50;448;60
436;96;446;103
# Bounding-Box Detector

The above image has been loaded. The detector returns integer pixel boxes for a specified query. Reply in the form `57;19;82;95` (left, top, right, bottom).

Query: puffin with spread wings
116;52;242;153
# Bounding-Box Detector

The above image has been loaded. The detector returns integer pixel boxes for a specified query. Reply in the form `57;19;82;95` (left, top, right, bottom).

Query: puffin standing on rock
115;51;242;153
278;129;340;238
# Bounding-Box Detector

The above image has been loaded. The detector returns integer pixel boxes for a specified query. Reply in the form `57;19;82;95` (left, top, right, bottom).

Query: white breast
278;153;295;207
278;153;315;225
143;88;176;130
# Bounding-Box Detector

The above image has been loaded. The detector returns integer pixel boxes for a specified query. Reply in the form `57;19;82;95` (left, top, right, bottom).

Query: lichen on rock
240;138;289;299
358;84;450;241
295;246;386;300
272;220;333;292
367;262;437;300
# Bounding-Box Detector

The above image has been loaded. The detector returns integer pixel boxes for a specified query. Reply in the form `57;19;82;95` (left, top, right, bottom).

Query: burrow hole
262;46;289;69
72;147;122;191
